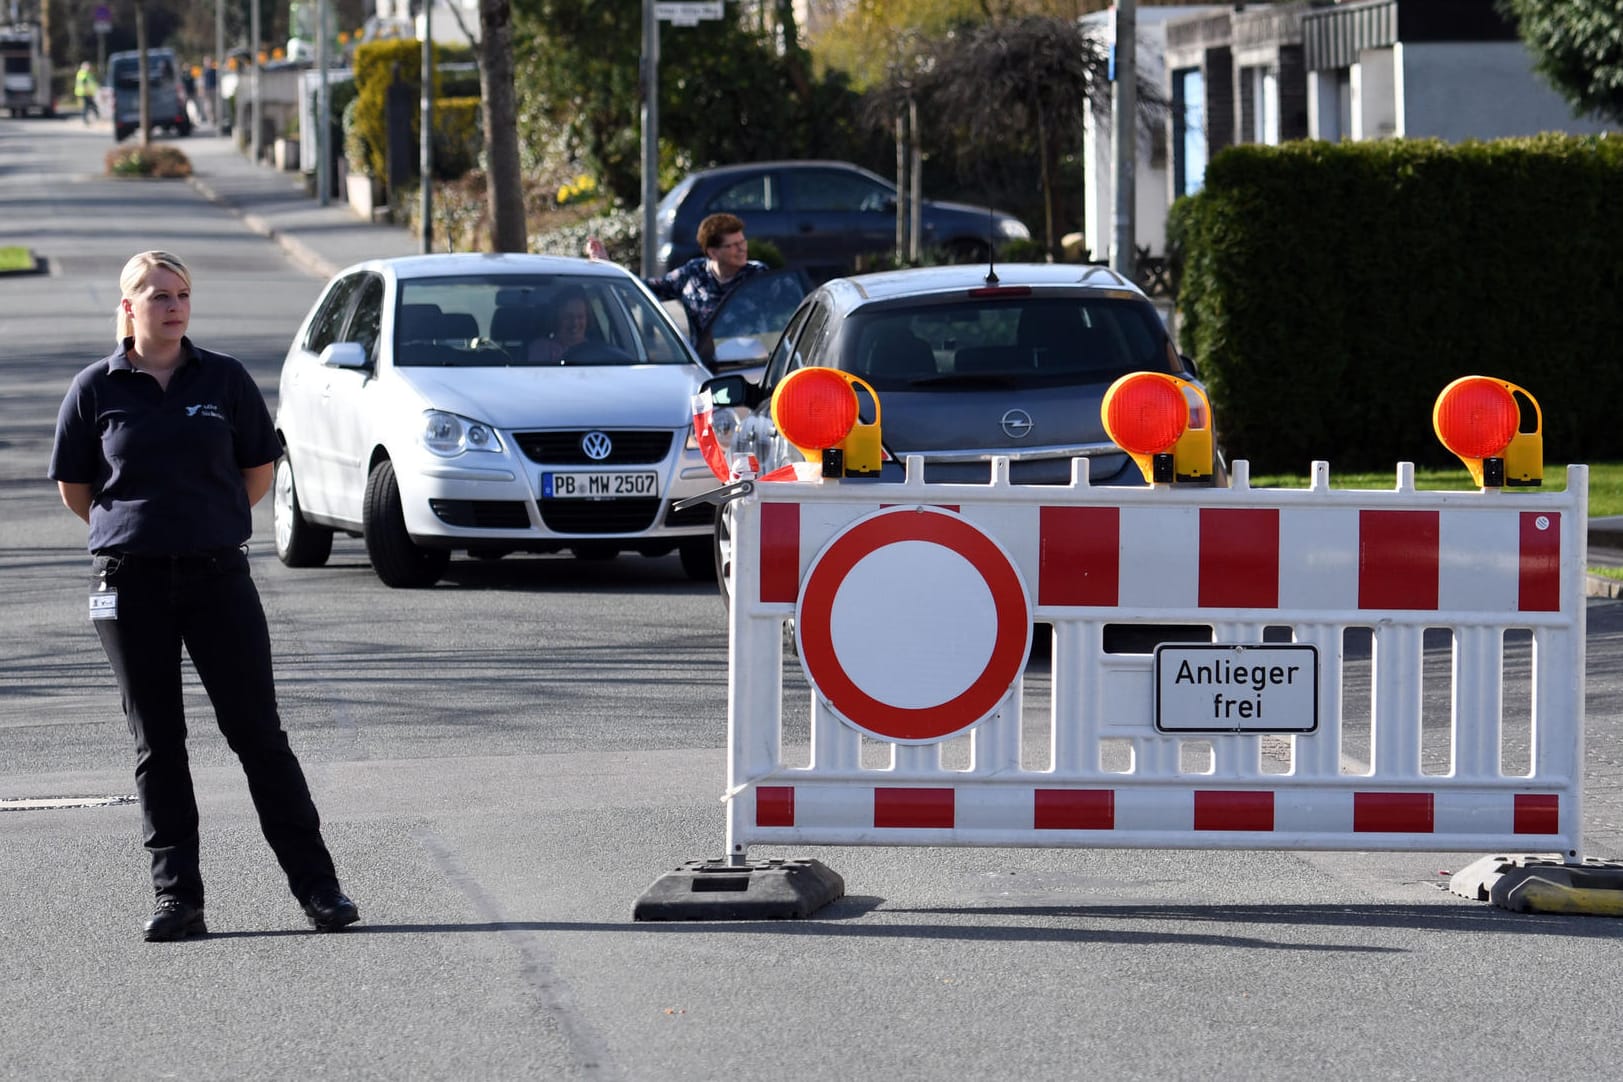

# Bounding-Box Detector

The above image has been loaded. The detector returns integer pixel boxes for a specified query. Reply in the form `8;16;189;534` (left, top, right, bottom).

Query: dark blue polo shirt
48;337;282;555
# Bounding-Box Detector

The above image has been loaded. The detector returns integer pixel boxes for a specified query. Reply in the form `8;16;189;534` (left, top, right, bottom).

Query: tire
679;536;716;583
714;504;734;611
114;123;132;142
273;455;333;567
362;459;449;588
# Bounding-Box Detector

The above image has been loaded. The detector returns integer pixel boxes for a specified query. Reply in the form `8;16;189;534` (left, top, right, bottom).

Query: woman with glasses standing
587;212;767;361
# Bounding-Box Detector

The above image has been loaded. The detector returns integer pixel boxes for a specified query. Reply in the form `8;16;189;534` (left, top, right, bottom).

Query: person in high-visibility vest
75;62;100;124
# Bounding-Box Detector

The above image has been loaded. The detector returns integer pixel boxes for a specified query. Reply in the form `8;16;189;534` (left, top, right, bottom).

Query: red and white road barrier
723;458;1587;861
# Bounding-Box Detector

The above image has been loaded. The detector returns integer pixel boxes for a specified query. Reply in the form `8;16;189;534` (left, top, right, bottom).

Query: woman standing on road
48;250;360;942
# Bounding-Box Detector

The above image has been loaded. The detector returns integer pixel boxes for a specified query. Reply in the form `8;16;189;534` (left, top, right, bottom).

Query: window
394;275;691;368
343;275;384;364
763;305;812;388
709;174;774;213
304;274;365;353
789;170;892;213
842;297;1177;389
708;271;808;344
1174;67;1207;197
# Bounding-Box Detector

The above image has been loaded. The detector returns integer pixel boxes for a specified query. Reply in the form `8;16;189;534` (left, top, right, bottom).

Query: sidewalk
182;133;418;279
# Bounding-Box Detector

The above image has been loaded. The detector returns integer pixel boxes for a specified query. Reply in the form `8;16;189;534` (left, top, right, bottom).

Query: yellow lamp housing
1101;371;1215;484
1432;376;1543;488
769;367;884;478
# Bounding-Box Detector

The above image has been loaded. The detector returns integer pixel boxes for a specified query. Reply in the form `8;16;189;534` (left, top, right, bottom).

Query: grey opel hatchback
701;262;1217;489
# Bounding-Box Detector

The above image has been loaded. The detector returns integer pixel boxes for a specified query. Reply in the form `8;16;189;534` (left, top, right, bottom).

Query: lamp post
640;0;659;278
250;0;262;163
419;0;433;253
1110;0;1137;280
316;0;329;205
213;0;223;135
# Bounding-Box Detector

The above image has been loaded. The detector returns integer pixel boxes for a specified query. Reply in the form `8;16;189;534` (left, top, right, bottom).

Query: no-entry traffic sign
795;507;1032;742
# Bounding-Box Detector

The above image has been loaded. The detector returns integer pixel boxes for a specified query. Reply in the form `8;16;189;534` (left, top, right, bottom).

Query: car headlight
421;410;504;456
686;405;749;452
998;218;1031;240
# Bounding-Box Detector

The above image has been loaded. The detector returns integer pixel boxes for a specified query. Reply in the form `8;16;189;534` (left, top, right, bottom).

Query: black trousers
92;549;338;907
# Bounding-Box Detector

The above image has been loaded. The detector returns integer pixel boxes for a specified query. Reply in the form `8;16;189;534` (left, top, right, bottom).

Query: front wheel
362;459;449;588
273;455;333;567
713;504;735;611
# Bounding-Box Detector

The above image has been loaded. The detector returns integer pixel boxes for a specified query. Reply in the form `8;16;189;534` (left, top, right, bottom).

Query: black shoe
143;897;207;942
302;887;359;932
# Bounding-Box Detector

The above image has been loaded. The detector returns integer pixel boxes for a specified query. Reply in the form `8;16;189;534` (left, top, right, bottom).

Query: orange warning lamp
1433;376;1543;488
1101;371;1214;483
770;367;883;478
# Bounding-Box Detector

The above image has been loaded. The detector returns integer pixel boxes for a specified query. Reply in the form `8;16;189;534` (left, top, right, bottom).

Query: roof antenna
984;202;999;285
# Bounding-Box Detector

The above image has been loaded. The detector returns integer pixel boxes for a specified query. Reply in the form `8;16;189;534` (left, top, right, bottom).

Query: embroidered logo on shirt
186;403;226;421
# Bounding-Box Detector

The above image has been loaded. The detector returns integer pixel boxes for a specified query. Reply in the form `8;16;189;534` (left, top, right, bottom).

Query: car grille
429;499;532;529
663;502;716;529
537;498;662;534
513;430;674;465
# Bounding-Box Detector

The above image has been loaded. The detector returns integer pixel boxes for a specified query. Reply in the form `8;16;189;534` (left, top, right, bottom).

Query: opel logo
1000;409;1034;440
581;431;613;461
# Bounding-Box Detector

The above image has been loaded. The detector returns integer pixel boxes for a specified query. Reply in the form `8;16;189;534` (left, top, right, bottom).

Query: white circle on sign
829;540;997;708
796;506;1032;742
1535;515;1550;531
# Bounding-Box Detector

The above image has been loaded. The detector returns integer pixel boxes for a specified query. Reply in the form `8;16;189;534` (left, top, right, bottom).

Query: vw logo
581;431;614;461
1000;409;1034;440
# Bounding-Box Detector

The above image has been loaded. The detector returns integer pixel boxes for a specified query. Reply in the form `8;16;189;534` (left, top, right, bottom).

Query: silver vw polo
273;253;719;588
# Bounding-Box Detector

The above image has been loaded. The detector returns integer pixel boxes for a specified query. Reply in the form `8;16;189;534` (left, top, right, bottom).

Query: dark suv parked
655;160;1030;282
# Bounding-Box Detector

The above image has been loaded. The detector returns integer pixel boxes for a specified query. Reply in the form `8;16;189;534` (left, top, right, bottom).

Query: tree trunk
480;0;526;253
1036;100;1054;257
136;3;150;148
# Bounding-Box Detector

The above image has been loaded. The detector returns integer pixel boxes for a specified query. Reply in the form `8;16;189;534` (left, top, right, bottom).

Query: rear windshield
110;56;176;89
839;296;1179;391
395;274;693;368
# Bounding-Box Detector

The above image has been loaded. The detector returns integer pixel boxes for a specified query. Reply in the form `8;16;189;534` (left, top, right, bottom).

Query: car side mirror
1181;353;1200;379
702;373;761;410
319;341;369;369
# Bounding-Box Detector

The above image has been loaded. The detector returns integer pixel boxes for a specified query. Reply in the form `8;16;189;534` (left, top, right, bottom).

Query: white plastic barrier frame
723;458;1588;863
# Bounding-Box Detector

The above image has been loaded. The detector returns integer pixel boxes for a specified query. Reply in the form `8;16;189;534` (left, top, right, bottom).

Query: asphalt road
2;116;1620;1081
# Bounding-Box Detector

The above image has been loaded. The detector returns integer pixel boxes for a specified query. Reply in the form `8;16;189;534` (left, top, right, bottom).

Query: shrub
998;237;1052;263
350;39;451;181
432;96;482;181
1173;134;1623;472
531;207;640;261
105;145;192;178
748;237;785;270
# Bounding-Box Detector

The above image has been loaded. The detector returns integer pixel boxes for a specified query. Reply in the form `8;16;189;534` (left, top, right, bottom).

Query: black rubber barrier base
633;858;845;921
1449;854;1623;916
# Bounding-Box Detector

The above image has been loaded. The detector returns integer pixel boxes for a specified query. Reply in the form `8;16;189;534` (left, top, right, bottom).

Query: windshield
839;296;1181;391
396;274;693;368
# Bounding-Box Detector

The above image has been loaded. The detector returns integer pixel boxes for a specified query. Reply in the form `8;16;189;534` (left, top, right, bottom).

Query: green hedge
349;40;478;182
1170;135;1623;474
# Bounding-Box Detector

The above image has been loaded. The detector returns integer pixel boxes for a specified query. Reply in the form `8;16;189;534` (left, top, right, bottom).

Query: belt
96;547;245;570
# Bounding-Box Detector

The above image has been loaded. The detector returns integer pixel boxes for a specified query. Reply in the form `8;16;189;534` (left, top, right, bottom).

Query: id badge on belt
89;582;117;621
